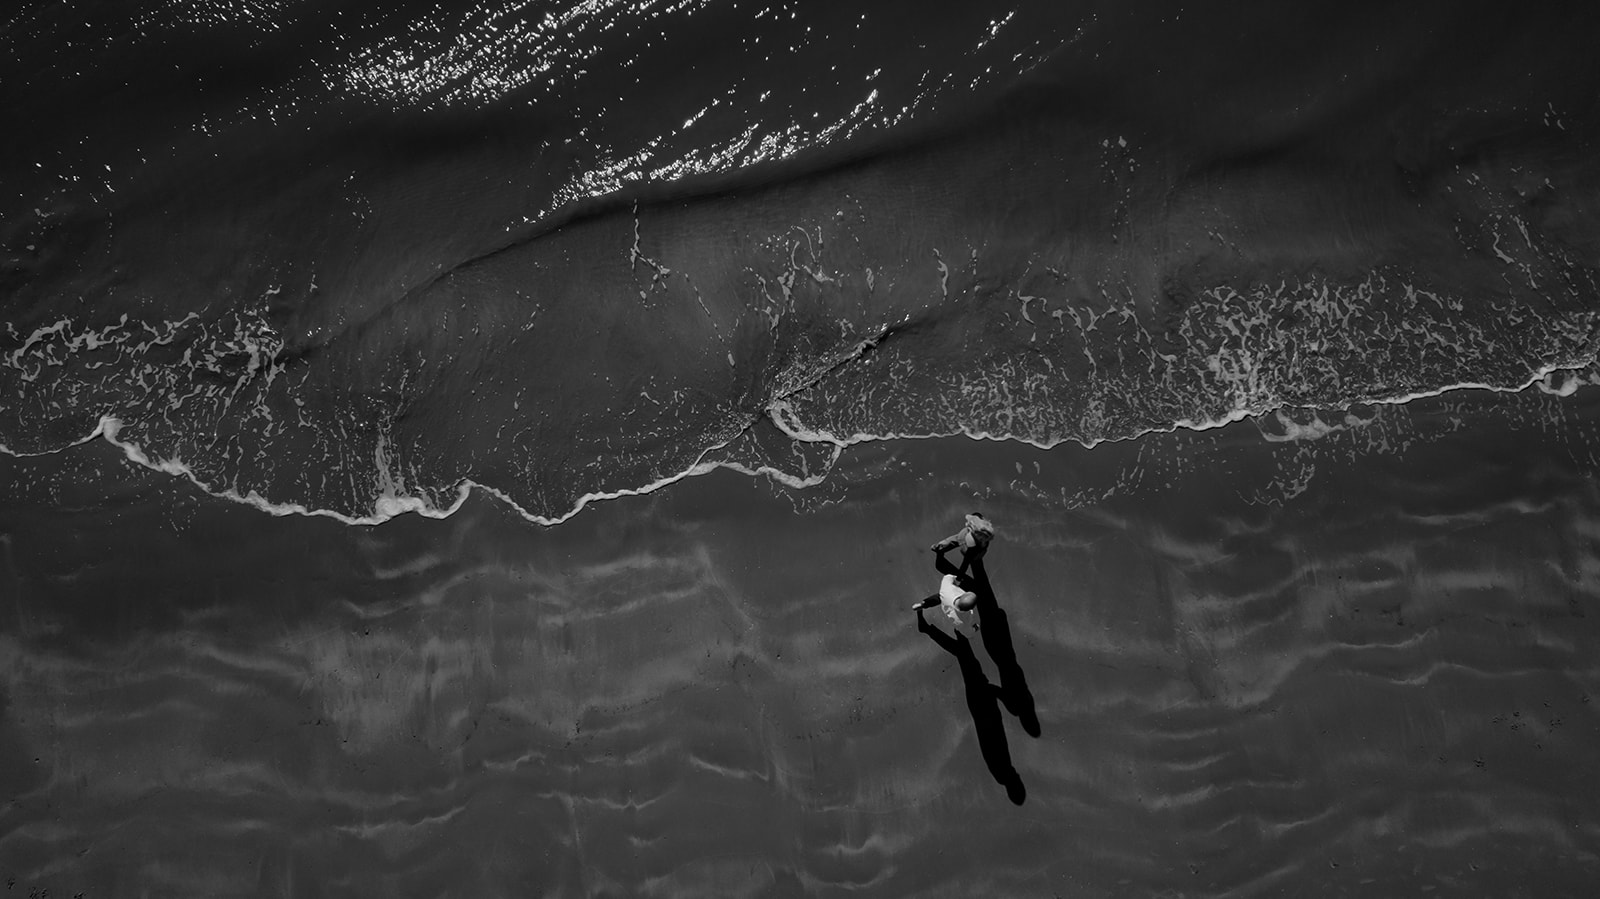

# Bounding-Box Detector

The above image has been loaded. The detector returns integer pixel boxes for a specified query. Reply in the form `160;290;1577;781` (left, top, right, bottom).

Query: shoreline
3;365;1594;532
3;372;1600;895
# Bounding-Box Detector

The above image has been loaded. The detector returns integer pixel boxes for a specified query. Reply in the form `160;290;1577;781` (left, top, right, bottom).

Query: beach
6;1;1600;894
4;383;1599;896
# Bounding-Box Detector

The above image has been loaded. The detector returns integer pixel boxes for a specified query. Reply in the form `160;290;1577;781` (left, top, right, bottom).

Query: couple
911;512;994;637
909;512;1034;804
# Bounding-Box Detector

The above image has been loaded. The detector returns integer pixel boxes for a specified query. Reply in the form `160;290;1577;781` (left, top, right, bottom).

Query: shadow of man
918;610;1027;805
934;551;1040;738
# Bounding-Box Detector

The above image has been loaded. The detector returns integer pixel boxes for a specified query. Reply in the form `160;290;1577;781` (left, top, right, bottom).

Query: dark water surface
6;1;1600;519
5;1;1600;895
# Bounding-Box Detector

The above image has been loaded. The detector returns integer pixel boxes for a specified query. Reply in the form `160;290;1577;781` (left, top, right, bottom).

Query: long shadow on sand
922;549;1036;805
933;551;1041;738
919;613;1027;805
965;555;1041;738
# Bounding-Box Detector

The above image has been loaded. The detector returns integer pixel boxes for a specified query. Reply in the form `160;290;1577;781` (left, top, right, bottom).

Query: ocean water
3;1;1600;896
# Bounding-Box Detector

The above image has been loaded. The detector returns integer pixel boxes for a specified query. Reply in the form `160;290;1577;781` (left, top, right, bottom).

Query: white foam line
2;357;1590;527
767;355;1599;452
0;417;118;457
1;414;833;529
96;416;475;526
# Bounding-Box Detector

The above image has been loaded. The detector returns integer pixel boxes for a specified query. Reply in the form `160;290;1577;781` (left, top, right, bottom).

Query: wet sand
4;386;1600;896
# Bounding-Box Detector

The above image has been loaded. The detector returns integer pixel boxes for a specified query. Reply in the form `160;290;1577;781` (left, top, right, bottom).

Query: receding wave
6;112;1599;524
4;2;1600;525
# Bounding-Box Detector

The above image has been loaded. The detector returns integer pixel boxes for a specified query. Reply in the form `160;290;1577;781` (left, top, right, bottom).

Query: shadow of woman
918;611;1027;805
966;556;1041;737
936;552;1040;738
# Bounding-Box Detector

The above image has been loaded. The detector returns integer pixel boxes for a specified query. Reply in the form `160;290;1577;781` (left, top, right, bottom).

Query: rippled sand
4;386;1600;896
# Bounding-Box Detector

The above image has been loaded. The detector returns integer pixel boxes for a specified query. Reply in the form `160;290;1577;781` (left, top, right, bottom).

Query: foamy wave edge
1;358;1590;527
0;416;838;528
770;357;1600;450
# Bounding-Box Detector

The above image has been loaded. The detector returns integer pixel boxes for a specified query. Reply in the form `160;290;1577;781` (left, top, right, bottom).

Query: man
912;563;981;638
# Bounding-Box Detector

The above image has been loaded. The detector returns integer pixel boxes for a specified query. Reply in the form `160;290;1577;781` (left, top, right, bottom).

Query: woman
929;512;995;574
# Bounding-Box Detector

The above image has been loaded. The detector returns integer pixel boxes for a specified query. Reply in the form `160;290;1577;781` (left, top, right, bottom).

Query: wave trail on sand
7;379;1600;894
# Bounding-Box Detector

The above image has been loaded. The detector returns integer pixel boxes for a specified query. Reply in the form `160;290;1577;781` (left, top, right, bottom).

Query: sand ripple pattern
3;387;1600;895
